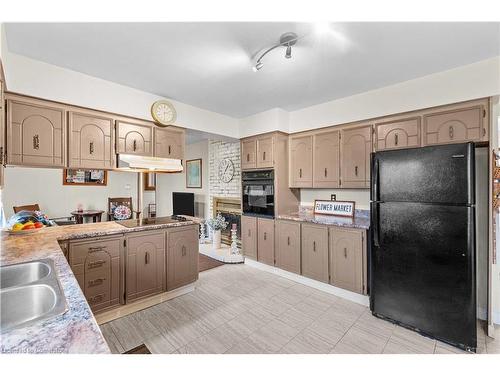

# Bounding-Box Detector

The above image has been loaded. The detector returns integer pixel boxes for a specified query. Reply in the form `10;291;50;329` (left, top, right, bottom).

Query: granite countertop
0;218;198;354
276;207;370;230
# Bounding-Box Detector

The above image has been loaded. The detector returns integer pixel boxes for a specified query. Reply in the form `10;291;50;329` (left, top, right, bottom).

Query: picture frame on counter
314;199;355;217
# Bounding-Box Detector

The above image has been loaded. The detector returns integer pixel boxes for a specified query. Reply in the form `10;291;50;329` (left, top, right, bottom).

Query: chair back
108;197;133;220
13;204;41;214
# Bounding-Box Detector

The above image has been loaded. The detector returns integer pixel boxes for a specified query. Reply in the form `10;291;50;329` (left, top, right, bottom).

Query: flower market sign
313;200;355;217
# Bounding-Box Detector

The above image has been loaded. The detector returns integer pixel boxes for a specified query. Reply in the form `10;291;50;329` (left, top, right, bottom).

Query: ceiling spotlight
252;32;298;71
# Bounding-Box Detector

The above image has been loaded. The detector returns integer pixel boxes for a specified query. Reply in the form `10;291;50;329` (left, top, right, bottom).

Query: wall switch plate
331;194;336;201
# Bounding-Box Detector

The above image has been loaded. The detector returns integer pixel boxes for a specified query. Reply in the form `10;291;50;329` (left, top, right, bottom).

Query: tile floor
100;263;499;354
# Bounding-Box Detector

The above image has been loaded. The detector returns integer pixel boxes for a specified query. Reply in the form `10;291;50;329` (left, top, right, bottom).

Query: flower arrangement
207;213;228;231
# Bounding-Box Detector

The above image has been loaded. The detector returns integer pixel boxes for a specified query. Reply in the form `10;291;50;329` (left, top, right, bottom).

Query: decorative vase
212;230;222;250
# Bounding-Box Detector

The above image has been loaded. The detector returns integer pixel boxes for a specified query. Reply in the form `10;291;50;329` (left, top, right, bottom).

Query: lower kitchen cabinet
126;231;165;302
329;227;365;294
241;215;257;260
257;217;275;266
69;235;122;313
166;225;199;291
301;223;329;283
275;220;301;274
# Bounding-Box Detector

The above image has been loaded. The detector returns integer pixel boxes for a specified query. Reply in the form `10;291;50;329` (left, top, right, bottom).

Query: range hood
116;154;183;172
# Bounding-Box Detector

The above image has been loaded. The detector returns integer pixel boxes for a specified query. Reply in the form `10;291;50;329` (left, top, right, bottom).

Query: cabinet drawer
69;237;121;265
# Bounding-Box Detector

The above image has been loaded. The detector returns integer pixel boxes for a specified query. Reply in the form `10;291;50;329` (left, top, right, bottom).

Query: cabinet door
7;98;65;167
423;105;487;145
289;135;313;188
154;127;185;159
241;139;257;169
329;227;364;294
0;80;4;188
313;130;340;188
256;136;274;168
301;224;329;283
241;215;257;259
375;117;420;151
68;112;114;169
257;217;275;266
166;225;199;291
275;220;301;274
127;231;165;301
116;120;153;156
341;125;372;188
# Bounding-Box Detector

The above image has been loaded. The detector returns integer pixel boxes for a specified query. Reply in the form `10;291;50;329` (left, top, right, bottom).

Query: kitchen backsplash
299;188;371;210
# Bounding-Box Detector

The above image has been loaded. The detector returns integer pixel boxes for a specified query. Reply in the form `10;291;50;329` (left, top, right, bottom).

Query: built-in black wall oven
242;169;274;218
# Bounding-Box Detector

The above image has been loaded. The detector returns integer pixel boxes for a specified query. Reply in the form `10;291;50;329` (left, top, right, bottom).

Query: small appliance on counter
242;169;275;218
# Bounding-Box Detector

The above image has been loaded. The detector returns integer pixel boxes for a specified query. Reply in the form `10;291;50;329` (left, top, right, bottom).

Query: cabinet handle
264;232;267;241
88;294;105;303
133;139;137;151
33;135;40;150
182;245;187;256
145;251;150;264
449;126;454;139
88;246;107;253
87;260;106;269
394;133;398;146
287;236;290;246
324;168;327;177
344;247;347;258
248;229;251;237
263;151;266;161
313;241;316;252
482;128;486;137
89;141;94;154
299;168;302;178
88;277;106;287
168;145;171;155
355;166;358;176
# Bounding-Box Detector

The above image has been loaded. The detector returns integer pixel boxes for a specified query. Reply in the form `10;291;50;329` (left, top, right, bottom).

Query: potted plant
207;213;228;250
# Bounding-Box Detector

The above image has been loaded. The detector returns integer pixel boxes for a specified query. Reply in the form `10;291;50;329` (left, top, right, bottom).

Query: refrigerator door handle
373;158;379;201
373;202;380;247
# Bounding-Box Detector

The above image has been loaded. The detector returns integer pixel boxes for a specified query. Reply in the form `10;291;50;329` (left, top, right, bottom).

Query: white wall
239;108;289;138
155;140;209;219
1;167;138;220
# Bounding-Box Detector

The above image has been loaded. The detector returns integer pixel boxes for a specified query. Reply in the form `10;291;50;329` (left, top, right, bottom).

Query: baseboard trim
244;258;369;307
94;283;196;324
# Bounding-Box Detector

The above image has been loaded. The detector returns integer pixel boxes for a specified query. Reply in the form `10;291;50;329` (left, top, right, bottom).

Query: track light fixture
253;32;298;72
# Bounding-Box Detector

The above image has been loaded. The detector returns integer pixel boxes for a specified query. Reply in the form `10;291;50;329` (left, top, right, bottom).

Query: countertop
0;218;198;354
276;207;370;230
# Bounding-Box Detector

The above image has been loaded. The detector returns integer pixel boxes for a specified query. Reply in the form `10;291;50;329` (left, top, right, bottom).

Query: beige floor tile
280;328;335;354
307;320;347;346
276;307;315;331
161;319;212;349
248;319;300;353
273;287;308;306
485;336;500;354
300;293;336;313
383;326;436;354
354;310;395;340
143;333;177;354
434;341;469;354
332;325;388;354
99;323;124;354
180;331;230;354
225;339;271;354
209;322;249;347
258;295;294;316
108;314;156;351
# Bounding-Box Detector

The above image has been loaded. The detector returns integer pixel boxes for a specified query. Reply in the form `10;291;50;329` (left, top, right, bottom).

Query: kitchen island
0;218;199;354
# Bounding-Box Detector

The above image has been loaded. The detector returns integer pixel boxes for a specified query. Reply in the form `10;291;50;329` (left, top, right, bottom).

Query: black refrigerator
370;142;476;351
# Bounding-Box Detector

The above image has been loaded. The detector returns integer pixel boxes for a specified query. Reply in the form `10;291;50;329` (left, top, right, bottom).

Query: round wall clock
218;158;235;183
151;100;177;126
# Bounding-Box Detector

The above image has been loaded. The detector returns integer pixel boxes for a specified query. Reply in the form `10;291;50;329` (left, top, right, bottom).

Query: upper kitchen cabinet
116;119;153;156
375;116;420;151
6;95;66;168
256;135;274;168
422;99;489;146
68;111;114;169
154;126;185;160
313;130;340;188
241;138;257;169
340;124;372;188
289;134;313;188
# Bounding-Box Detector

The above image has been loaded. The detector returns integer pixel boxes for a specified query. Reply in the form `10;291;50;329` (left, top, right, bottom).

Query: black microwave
242;170;274;218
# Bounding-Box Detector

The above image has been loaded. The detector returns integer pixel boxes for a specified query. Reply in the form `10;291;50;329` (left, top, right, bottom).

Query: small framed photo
186;159;202;188
63;169;107;186
314;200;355;217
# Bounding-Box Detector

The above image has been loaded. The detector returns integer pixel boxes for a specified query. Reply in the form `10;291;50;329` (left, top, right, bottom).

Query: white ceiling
4;22;500;118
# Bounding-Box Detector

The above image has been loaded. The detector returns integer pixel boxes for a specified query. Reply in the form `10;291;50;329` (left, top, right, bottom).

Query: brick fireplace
212;197;241;248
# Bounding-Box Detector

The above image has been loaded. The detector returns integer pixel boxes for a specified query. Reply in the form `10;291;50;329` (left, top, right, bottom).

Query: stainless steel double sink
0;259;67;332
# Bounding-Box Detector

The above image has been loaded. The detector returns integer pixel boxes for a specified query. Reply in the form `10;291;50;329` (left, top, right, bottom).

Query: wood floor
100;263;499;354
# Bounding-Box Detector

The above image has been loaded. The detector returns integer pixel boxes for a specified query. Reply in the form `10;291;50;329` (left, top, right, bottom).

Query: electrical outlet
331;194;336;201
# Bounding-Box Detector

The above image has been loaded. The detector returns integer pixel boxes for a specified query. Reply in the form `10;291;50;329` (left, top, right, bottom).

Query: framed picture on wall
63;169;107;186
186;159;202;188
144;172;156;191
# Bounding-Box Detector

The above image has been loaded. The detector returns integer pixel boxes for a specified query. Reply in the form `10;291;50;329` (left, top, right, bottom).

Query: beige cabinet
375;117;420;151
257;217;275;266
7;96;66;167
241;139;257;170
0;78;4;188
275;220;301;274
154;126;185;159
116;119;153;156
423;103;488;145
256;136;274;168
241;215;257;259
68;112;114;169
329;227;365;294
301;223;329;283
313;130;340;188
289;134;313;188
126;231;165;301
166;225;199;291
69;236;122;313
340;125;372;188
